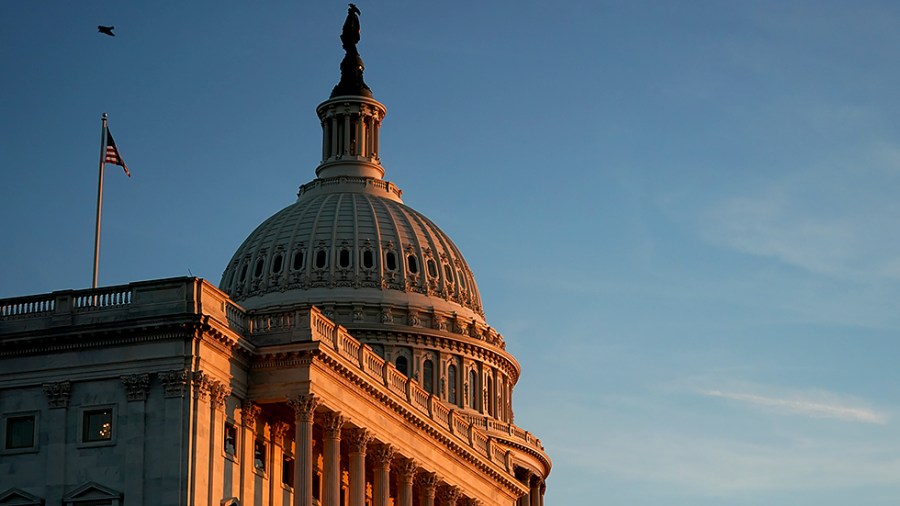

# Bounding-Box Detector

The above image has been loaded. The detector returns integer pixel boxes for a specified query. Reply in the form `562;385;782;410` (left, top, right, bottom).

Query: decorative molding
345;428;371;454
42;380;70;408
321;411;344;439
192;371;210;401
120;373;150;401
288;394;318;423
159;369;190;398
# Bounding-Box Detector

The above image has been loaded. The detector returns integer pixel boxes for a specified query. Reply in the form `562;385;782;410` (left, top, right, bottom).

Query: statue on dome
341;4;361;55
331;3;373;98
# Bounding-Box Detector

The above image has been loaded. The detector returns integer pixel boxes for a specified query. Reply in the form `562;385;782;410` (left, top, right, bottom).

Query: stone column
289;394;318;506
540;482;546;506
437;484;460;506
372;443;394;506
529;477;541;506
239;400;262;505
159;369;190;505
346;428;371;506
321;411;344;506
270;421;290;504
395;457;417;506
191;373;213;506
121;374;150;505
42;381;70;505
418;472;438;506
208;381;230;506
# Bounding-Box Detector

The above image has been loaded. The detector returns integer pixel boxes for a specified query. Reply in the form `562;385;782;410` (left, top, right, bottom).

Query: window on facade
469;370;477;409
427;259;438;277
459;270;467;289
423;360;434;394
444;264;453;281
293;250;305;270
239;264;248;283
395;356;408;376
254;259;264;278
487;376;494;416
5;415;35;450
448;364;458;405
282;455;294;487
407;255;418;274
315;250;327;269
254;439;267;472
385;251;397;271
224;422;237;457
339;249;351;268
272;254;283;274
82;408;113;442
362;249;374;269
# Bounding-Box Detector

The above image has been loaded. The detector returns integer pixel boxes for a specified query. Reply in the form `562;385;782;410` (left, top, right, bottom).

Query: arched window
339;249;351;268
407;255;418;273
254;259;264;278
292;250;305;271
239;264;248;283
396;356;408;376
448;364;458;405
427;259;438;277
385;251;397;271
272;254;283;274
469;369;478;410
423;359;434;394
315;250;327;269
362;249;374;269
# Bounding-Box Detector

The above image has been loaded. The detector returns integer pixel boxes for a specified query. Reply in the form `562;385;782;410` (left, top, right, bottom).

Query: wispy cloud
701;389;888;424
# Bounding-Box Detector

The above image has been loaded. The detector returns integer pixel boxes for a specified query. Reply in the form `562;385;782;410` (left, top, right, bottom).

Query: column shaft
291;394;318;506
322;412;344;506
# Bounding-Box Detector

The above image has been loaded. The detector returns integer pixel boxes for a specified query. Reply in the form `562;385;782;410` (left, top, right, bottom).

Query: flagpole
92;113;108;289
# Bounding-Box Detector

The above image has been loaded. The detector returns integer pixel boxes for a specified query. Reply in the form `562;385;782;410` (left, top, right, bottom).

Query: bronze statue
331;3;372;98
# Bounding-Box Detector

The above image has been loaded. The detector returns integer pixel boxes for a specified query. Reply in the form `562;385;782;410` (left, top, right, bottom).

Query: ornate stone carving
417;472;439;493
437;485;460;506
407;309;420;327
459;499;481;506
345;427;371;453
288;393;318;423
371;443;394;469
242;401;261;430
120;373;150;401
42;381;71;408
270;421;290;444
192;371;210;401
394;457;418;482
380;308;393;324
159;369;190;398
208;380;230;410
321;411;344;439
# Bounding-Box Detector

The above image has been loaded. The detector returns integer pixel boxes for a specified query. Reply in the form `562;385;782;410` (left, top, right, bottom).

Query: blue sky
2;1;899;504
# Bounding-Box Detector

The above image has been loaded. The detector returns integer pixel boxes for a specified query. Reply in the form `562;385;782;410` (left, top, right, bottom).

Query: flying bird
98;25;115;37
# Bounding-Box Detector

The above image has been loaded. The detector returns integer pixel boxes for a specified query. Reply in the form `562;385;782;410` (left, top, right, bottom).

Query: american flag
105;129;131;177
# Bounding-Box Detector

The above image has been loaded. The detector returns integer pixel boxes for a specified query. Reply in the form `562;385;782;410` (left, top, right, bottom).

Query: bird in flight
98;25;115;37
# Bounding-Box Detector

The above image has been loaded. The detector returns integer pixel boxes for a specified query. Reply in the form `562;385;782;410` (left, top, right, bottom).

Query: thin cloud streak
702;389;887;424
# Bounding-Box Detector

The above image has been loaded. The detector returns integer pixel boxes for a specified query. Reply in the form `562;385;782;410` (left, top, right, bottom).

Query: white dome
221;179;485;324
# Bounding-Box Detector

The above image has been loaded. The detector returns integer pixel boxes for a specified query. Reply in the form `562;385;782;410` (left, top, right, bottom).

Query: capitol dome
220;52;501;348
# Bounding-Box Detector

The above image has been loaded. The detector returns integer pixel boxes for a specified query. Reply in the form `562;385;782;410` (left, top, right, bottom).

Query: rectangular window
82;408;113;443
254;439;267;472
5;414;36;450
224;422;237;457
282;455;294;487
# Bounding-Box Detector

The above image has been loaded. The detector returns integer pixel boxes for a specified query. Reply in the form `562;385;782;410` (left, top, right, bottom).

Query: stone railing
301;306;548;471
0;277;234;336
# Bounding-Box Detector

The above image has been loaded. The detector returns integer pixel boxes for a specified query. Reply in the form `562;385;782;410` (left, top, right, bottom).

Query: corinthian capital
42;381;71;408
321;411;344;439
288;393;318;423
345;427;371;453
